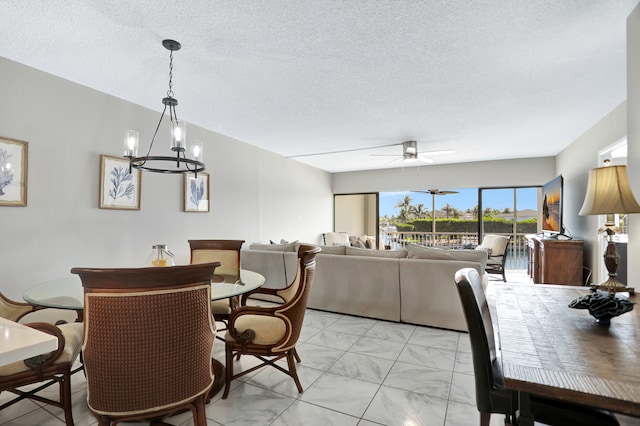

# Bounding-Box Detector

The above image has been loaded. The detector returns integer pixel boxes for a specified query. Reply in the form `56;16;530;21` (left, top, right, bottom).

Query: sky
379;187;539;217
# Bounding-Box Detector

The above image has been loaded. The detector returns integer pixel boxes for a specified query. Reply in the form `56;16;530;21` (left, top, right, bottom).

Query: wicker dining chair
222;244;320;399
0;293;83;426
189;239;245;332
71;262;220;426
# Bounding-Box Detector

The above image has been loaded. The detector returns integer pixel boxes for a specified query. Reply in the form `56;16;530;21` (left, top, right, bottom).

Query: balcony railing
380;231;529;270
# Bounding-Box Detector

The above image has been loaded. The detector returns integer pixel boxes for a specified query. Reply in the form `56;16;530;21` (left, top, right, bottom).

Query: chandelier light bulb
123;130;139;157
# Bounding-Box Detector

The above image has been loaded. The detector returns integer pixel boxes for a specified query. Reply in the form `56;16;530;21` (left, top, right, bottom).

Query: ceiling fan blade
370;154;402;157
417;156;435;164
421;149;455;156
385;157;403;165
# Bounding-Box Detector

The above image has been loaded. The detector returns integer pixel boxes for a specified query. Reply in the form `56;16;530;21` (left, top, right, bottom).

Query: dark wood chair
454;268;619;426
71;262;220;426
0;293;83;426
188;239;245;332
222;244;320;399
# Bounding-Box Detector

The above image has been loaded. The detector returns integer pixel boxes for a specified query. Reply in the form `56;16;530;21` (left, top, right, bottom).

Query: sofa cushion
406;243;487;267
346;246;407;258
249;241;298;252
320;245;347;255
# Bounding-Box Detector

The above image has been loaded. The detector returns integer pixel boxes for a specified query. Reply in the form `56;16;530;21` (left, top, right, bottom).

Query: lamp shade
579;165;640;215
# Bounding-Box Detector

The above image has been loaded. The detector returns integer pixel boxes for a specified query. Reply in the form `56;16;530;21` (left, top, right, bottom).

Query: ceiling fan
370;141;455;166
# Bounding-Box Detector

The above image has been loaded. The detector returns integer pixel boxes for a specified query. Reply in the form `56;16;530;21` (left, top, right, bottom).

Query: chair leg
293;348;301;363
222;346;234;399
480;412;491;426
194;395;208;426
60;371;75;426
286;350;304;393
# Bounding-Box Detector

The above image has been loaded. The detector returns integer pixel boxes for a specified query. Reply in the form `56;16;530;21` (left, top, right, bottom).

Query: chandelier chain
167;50;174;98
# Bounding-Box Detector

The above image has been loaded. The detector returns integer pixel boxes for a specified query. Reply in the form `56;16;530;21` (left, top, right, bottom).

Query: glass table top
23;269;265;310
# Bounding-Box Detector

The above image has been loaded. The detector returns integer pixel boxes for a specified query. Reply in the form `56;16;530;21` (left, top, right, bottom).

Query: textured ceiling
0;1;637;172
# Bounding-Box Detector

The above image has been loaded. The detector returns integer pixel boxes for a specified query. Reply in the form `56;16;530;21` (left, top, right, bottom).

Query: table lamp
579;160;640;294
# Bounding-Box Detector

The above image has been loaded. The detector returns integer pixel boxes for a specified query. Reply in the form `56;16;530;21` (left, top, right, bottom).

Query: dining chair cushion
0;322;83;376
224;315;286;345
211;299;232;315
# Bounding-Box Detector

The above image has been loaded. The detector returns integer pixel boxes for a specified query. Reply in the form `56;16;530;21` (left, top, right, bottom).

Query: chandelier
123;39;205;177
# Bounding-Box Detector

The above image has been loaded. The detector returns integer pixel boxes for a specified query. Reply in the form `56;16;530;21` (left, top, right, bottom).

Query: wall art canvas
184;172;209;212
0;137;28;207
99;154;141;210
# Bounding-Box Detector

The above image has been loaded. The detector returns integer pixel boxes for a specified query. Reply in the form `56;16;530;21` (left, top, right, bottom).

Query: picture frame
183;172;210;212
0;137;28;207
99;154;141;210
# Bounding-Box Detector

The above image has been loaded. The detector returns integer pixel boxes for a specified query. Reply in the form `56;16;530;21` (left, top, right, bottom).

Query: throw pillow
323;232;350;246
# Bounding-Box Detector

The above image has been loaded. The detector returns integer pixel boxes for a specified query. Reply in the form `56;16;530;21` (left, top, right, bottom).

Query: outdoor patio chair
476;234;511;281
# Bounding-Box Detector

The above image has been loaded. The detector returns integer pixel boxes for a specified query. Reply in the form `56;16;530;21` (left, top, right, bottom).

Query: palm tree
410;203;427;219
395;196;412;222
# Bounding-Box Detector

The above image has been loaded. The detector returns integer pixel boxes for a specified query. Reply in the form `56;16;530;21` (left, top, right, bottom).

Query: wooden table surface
492;284;640;417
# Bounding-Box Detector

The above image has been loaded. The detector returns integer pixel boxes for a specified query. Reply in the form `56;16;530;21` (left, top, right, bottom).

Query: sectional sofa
240;241;488;332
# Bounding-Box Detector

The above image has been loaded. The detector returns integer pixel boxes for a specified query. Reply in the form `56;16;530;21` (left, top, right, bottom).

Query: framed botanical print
99;154;141;210
183;172;209;212
0;137;28;207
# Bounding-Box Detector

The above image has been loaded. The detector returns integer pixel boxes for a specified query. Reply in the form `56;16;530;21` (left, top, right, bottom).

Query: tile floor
2;272;639;426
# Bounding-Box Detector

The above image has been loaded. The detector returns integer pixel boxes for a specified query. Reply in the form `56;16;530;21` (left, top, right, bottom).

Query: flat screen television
541;175;563;235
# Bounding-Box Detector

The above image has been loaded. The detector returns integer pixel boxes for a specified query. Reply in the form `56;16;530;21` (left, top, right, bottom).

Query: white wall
556;103;627;283
627;4;640;286
0;57;333;299
333;157;556;194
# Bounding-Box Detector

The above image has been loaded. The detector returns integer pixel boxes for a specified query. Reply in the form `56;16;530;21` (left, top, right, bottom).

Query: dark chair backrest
454;267;503;413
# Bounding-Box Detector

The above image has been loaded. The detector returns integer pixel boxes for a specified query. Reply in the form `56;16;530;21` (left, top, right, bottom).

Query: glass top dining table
23;269;265;311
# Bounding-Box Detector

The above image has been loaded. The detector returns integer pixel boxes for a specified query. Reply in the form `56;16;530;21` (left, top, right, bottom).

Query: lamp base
590;277;635;295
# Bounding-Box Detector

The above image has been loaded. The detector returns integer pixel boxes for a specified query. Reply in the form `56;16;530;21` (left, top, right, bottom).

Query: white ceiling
1;1;638;173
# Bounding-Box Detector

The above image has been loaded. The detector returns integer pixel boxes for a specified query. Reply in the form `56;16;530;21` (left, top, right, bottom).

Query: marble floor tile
349;336;406;361
294;342;345;371
365;321;416;343
408;327;461;351
383;361;453;399
397;344;456;372
363;385;448;426
305;329;362;351
245;362;324;398
303;311;342;329
299;372;380;417
206;383;294;426
453;350;474;375
448;371;476;405
326;316;377;336
328;352;395;384
270;400;360;426
445;400;505;426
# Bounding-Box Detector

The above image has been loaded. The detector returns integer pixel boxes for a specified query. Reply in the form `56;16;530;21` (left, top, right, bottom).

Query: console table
526;235;584;286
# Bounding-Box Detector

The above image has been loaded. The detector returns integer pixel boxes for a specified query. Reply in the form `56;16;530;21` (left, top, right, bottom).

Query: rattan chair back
71;262;219;425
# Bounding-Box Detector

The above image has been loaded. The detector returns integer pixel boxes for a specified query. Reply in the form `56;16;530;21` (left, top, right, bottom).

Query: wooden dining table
491;283;640;424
